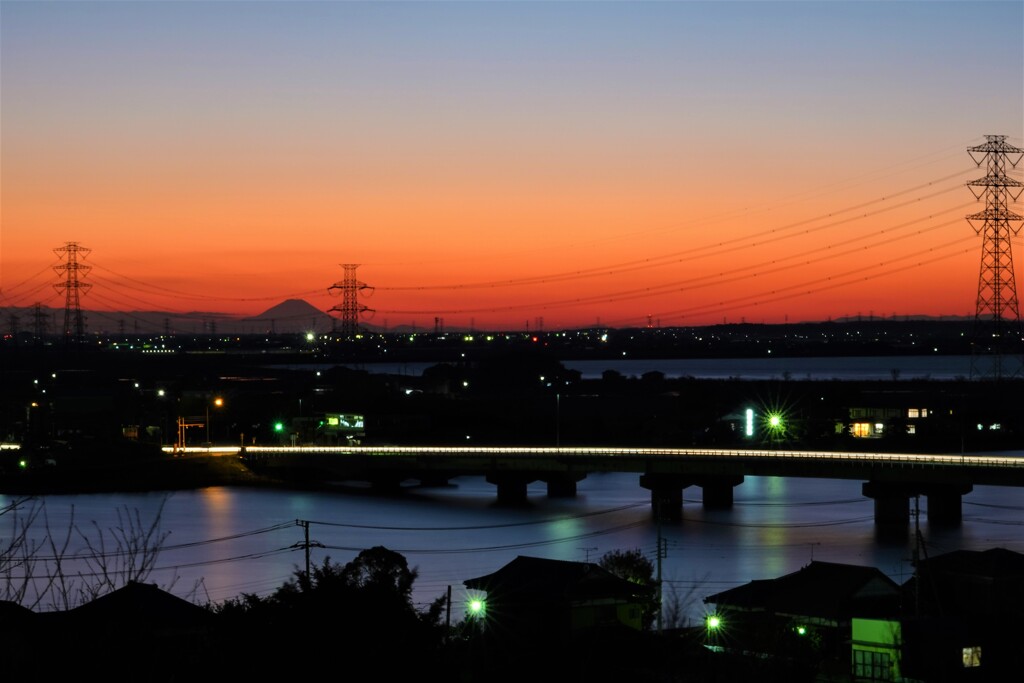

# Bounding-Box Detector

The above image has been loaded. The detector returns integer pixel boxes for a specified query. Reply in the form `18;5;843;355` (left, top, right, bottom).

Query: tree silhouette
599;547;659;630
211;546;448;676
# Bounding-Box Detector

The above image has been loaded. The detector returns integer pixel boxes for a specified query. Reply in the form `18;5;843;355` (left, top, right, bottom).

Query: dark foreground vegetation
1;542;743;683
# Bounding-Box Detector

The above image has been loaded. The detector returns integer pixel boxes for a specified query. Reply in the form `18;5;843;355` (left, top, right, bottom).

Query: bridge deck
165;445;1024;488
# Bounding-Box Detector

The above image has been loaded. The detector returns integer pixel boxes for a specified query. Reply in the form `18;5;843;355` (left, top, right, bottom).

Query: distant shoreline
0;453;283;496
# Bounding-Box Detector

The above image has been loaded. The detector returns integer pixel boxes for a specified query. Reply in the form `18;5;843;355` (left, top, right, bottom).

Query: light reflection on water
4;472;1022;625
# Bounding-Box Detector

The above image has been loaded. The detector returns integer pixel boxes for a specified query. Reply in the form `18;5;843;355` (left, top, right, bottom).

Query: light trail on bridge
163;444;1024;469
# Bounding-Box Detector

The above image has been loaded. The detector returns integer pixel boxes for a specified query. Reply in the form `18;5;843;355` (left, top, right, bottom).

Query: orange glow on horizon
1;1;1019;331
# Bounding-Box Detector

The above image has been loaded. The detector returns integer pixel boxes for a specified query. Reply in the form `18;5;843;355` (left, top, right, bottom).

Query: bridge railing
158;444;1024;469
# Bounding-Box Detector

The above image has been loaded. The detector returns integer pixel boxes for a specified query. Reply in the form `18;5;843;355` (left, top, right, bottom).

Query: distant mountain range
0;299;978;336
1;299;339;336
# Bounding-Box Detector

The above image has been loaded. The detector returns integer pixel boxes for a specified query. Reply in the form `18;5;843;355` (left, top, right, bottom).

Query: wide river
6;471;1023;625
5;354;1020;624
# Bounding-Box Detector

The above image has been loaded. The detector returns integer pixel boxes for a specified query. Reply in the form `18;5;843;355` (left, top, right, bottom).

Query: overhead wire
0;152;983;324
318;519;651;555
304;501;648;531
372;204;973;319
639;238;976;327
371;210;972;318
374;172;971;292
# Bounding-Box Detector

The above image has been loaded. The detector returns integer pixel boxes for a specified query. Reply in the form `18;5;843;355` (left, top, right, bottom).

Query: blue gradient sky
2;1;1022;330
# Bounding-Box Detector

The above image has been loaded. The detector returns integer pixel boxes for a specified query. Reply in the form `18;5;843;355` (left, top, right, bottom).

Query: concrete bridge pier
544;473;586;498
370;474;406;492
926;484;973;525
696;475;745;509
639;474;692;521
417;473;454;488
862;482;912;526
487;473;538;505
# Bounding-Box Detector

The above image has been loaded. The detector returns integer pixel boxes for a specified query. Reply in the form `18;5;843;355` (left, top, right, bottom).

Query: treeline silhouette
3;545;725;683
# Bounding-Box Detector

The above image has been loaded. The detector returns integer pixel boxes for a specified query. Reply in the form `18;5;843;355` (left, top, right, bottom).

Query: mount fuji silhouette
241;299;337;334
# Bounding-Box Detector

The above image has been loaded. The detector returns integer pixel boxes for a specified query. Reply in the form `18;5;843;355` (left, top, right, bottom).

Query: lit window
906;425;916;435
874;423;885;434
854;649;892;680
920;409;928;418
852;423;872;438
963;646;981;667
908;408;920;418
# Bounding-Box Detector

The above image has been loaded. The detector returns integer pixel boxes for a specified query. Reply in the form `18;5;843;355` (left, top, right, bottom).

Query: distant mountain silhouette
0;299;981;337
241;299;337;334
0;299;339;336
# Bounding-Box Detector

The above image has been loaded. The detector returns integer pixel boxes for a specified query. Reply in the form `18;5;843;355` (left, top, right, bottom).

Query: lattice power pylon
53;241;92;345
966;135;1024;380
327;264;374;337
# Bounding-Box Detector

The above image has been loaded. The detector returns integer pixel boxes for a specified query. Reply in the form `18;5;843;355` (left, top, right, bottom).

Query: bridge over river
166;445;1024;525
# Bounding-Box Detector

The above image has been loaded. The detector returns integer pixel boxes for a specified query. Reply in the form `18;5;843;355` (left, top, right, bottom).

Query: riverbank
0;449;282;495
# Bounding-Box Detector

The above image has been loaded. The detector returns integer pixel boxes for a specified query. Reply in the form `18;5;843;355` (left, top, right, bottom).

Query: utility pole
556;393;561;448
446;585;452;637
32;303;47;345
966;135;1024;380
293;519;324;579
656;511;666;635
912;496;922;617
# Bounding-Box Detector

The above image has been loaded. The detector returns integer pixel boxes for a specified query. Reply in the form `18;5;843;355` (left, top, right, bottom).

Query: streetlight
207;397;224;446
764;410;786;448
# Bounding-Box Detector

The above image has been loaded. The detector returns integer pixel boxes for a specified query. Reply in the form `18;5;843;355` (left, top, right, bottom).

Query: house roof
66;581;212;627
915;547;1024;579
703;560;900;620
464;555;648;602
0;600;36;624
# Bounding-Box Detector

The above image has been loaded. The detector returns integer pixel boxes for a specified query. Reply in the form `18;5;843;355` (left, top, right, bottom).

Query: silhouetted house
5;582;215;677
67;580;213;629
49;582;213;672
463;555;652;643
901;547;1024;682
0;600;39;671
703;561;902;680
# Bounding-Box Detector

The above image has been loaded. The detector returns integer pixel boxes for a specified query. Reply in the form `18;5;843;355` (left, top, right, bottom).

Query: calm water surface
320;354;974;381
7;472;1023;624
5;355;1011;621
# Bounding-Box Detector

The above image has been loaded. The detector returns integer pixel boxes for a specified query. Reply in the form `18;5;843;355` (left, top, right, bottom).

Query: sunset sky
2;0;1022;332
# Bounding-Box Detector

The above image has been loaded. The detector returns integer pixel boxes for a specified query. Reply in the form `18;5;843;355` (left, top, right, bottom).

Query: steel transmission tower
53;241;92;344
966;135;1024;380
32;303;48;344
327;264;374;337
